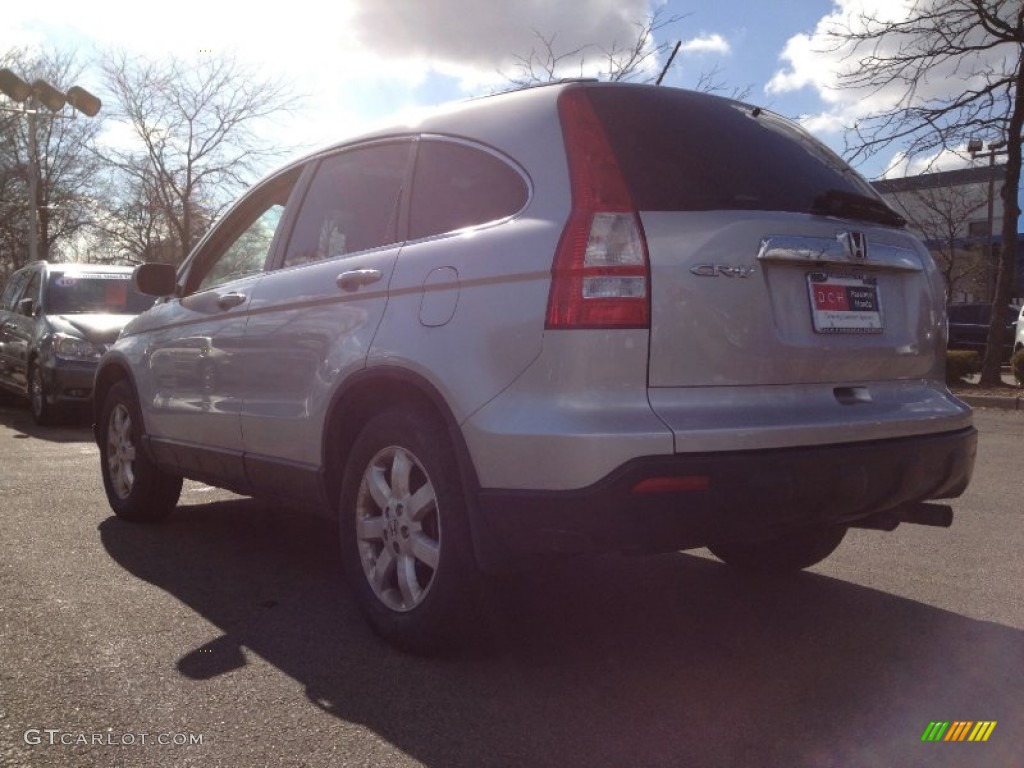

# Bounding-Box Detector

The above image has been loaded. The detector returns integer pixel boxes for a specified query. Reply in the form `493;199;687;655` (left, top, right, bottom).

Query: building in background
871;165;1018;302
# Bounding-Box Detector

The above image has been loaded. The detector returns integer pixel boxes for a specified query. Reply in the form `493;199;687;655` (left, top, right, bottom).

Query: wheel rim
355;445;441;612
30;368;44;418
106;403;136;500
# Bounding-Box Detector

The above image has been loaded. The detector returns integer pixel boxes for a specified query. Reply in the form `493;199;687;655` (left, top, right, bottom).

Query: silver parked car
94;81;976;653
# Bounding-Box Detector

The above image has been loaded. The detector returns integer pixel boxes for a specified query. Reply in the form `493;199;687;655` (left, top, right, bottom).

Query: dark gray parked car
93;81;976;653
0;261;154;424
946;302;1020;362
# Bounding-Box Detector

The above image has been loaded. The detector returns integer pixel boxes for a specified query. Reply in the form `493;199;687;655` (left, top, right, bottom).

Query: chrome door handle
337;269;383;292
216;292;246;310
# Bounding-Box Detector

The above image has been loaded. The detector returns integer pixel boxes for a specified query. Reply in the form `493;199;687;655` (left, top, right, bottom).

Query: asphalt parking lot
1;399;1021;768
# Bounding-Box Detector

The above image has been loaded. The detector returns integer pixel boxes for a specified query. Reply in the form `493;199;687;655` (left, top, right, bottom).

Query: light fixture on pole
0;68;102;262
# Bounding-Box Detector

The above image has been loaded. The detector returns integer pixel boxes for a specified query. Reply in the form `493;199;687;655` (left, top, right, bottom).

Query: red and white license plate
807;273;882;334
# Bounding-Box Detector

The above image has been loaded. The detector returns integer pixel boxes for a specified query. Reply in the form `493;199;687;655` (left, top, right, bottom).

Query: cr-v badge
690;264;756;278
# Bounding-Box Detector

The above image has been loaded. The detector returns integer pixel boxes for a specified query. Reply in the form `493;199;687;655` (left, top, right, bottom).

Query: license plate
807;273;882;334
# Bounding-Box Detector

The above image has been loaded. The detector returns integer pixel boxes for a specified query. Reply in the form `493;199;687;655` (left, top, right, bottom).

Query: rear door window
408;139;528;240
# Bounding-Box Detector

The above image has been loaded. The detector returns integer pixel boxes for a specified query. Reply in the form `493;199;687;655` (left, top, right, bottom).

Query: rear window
46;272;155;315
584;85;882;215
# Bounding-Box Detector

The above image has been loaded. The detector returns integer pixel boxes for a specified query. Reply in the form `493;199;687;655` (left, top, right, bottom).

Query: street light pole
26;104;40;262
968;138;1008;300
0;68;101;263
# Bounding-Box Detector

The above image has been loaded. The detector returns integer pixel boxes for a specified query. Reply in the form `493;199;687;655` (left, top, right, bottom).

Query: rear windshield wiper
811;188;907;228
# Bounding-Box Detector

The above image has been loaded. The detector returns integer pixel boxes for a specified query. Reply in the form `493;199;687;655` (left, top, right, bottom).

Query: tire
708;524;847;575
98;380;182;522
339;407;484;654
29;364;59;426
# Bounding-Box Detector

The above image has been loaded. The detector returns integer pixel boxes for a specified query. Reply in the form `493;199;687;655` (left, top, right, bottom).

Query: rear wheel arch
322;368;480;518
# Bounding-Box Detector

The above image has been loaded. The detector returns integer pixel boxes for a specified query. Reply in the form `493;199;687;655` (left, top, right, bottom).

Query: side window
282;142;409;269
408;140;528;240
189;169;300;294
196;205;285;292
20;271;42;313
0;271;28;311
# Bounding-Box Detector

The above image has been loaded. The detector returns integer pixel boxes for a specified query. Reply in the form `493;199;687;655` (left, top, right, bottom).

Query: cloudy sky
1;0;1015;182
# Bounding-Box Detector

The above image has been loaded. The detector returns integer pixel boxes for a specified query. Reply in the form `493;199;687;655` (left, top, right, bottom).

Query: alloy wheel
106;403;136;500
355;445;441;612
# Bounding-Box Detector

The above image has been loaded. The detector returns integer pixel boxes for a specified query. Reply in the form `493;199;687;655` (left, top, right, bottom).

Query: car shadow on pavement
0;401;93;443
99;499;1023;768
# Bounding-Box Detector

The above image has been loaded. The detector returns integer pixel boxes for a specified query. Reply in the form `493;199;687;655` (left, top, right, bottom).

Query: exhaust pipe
852;502;954;531
895;502;954;528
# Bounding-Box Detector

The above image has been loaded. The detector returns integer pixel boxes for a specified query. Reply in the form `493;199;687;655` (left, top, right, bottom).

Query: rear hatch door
585;83;942;389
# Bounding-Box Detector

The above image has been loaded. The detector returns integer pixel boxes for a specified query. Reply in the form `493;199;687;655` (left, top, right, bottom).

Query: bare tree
502;10;681;86
0;48;104;272
98;51;299;264
885;183;989;299
827;1;1024;385
500;8;748;101
90;166;188;264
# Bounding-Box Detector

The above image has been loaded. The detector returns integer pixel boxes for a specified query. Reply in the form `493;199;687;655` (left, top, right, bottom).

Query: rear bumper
471;427;977;570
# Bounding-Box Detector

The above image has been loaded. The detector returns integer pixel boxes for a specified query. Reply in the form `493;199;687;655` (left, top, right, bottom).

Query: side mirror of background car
134;263;178;297
17;296;36;317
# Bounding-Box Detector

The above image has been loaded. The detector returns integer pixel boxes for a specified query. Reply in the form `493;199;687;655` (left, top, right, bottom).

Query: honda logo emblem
838;231;868;260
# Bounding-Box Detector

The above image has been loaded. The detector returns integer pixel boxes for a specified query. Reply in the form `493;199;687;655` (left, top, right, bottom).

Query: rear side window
585;85;882;215
408;140;528;240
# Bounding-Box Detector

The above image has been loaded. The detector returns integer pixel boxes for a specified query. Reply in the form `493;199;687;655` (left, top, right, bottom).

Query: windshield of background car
45;272;156;315
585;86;883;214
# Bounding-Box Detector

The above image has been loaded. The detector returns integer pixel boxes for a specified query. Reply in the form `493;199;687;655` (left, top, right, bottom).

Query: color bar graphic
921;721;996;742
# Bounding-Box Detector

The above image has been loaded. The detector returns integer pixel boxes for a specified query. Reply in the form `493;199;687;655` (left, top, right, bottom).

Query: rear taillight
546;87;650;330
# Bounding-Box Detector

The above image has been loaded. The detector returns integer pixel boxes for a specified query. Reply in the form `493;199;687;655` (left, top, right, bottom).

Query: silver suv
94;81;976;652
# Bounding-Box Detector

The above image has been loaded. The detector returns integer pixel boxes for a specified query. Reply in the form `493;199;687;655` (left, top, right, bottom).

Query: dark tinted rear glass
585;85;882;215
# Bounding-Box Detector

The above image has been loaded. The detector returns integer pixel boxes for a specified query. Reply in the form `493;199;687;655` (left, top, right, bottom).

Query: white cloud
880;147;973;179
679;34;730;55
2;1;729;172
348;0;655;70
762;0;1020;179
766;0;1017;138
